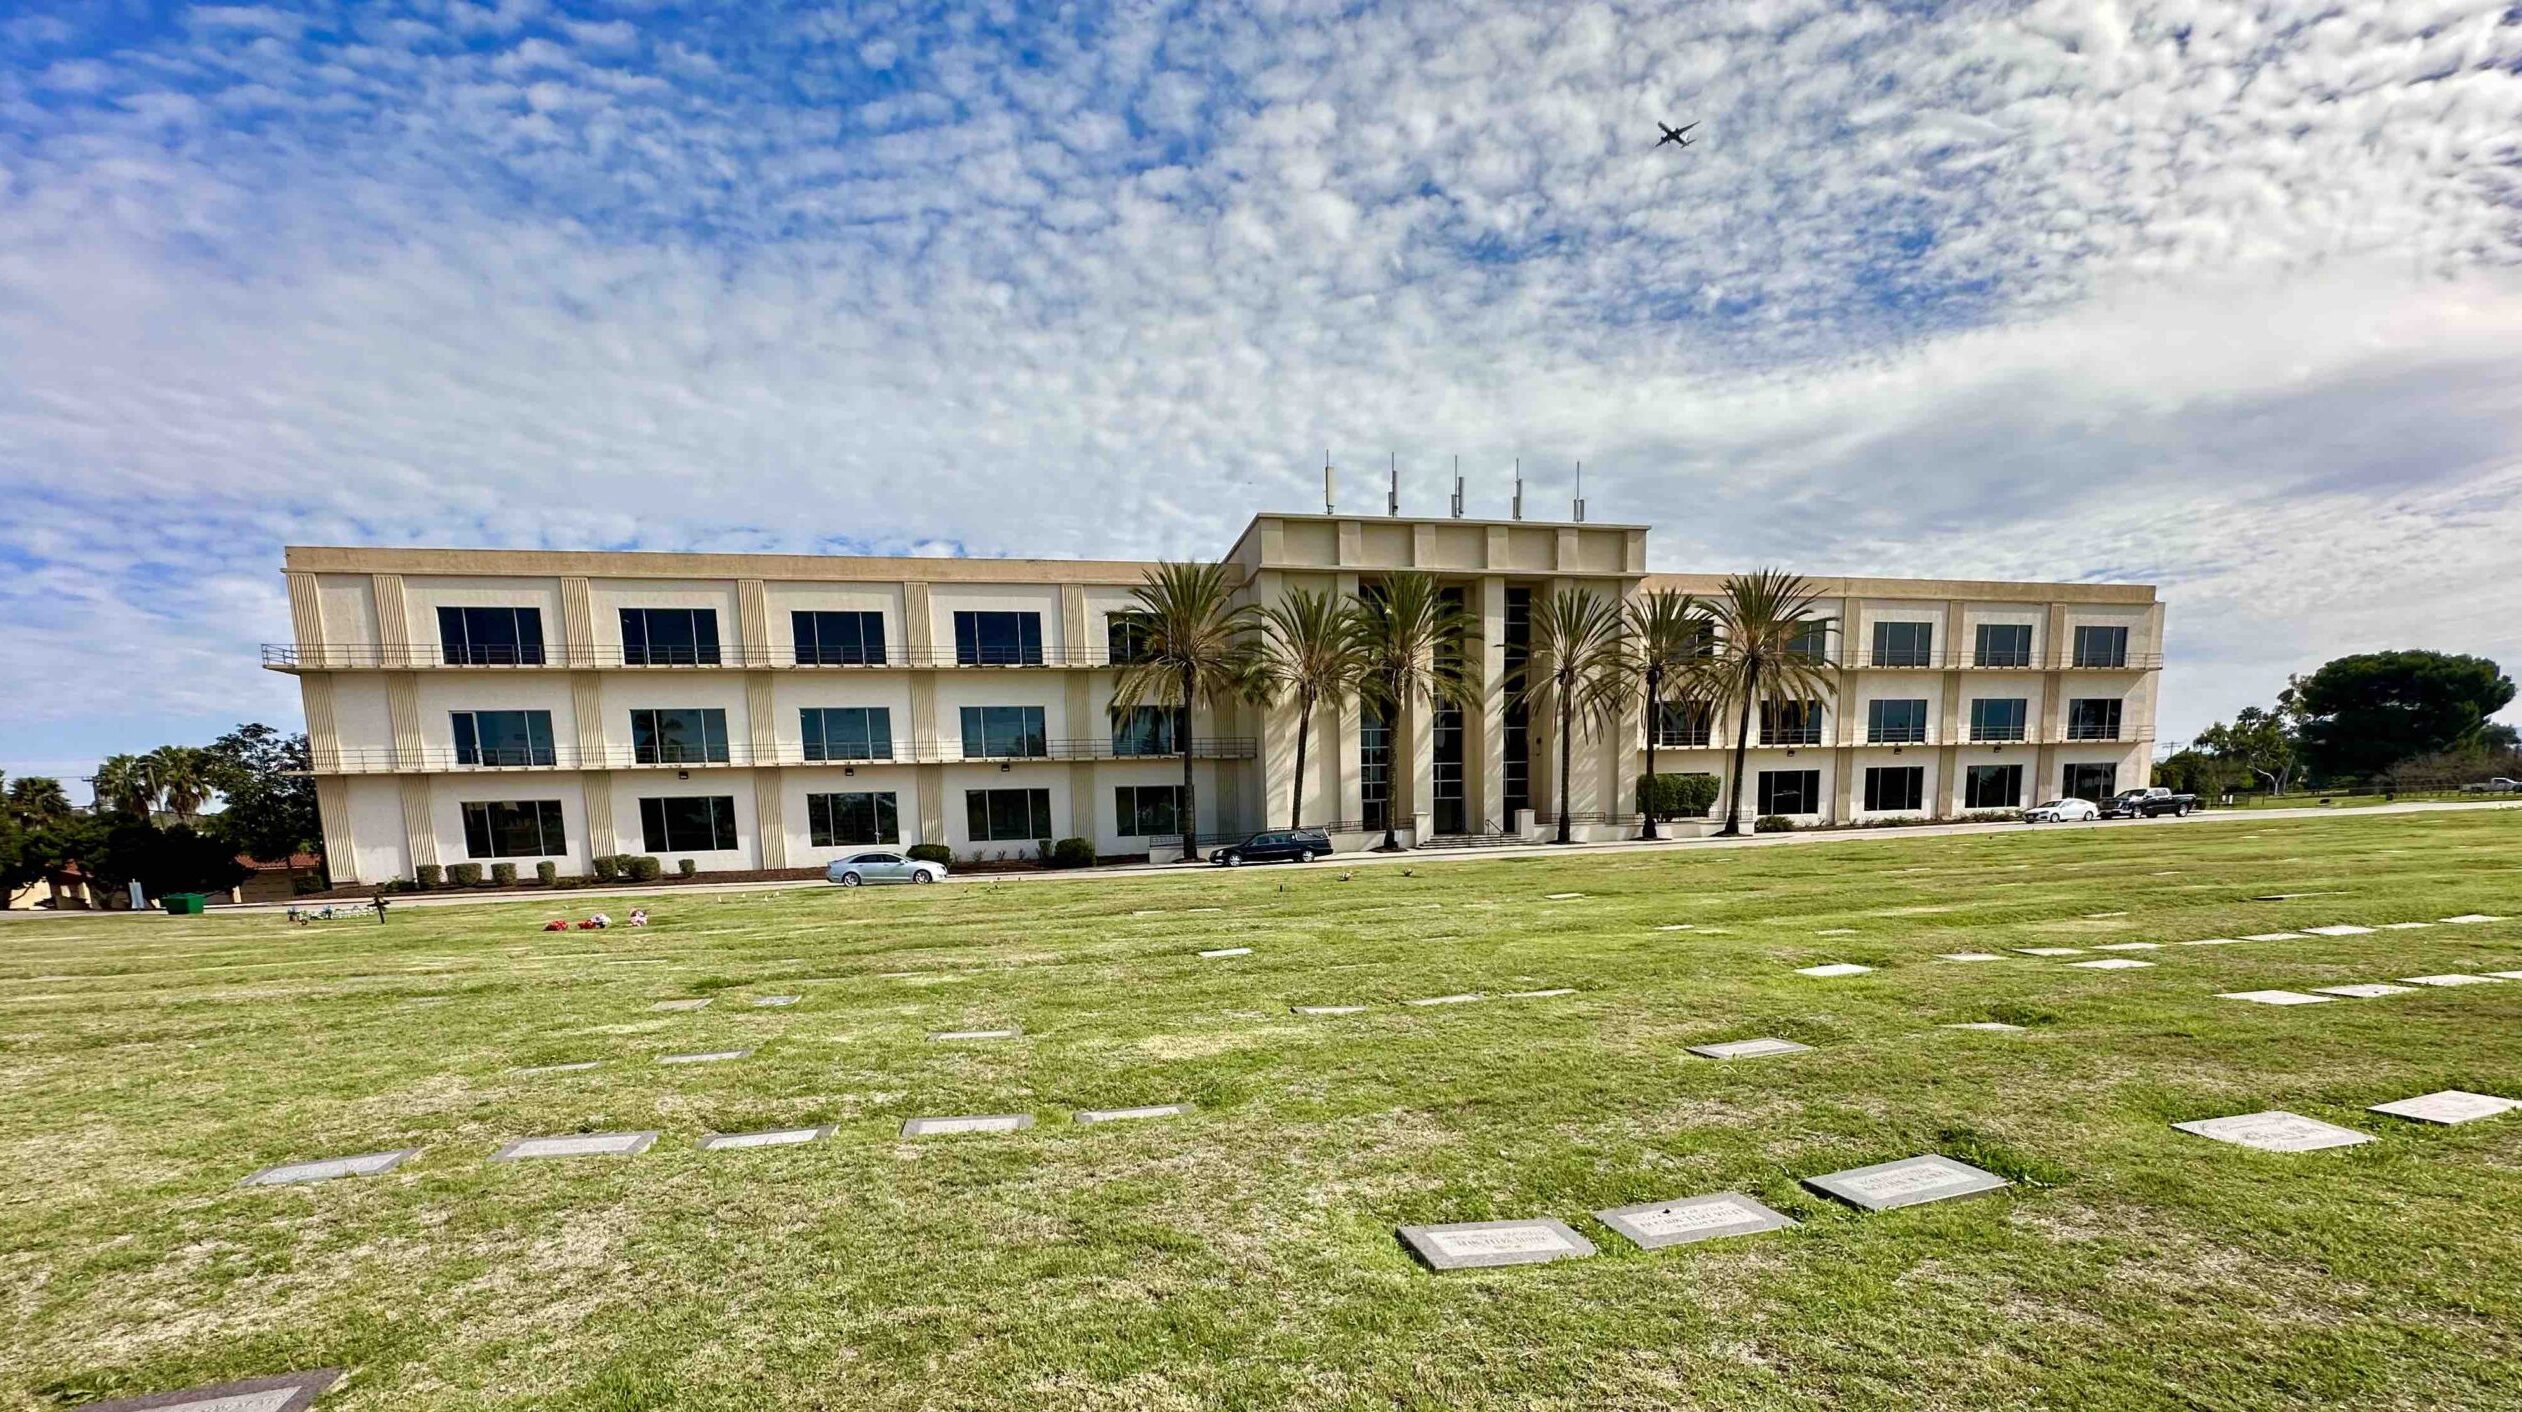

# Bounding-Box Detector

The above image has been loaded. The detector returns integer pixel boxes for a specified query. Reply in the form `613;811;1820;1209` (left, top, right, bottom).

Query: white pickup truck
2461;777;2521;793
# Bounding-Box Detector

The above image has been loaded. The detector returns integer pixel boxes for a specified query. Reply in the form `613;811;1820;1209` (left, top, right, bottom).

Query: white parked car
2461;777;2521;793
824;851;947;886
2023;797;2101;823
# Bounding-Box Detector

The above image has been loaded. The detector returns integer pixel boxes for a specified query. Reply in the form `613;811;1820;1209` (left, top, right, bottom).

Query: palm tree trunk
1641;671;1660;841
1720;661;1758;836
1377;676;1402;852
1555;688;1575;845
1178;664;1200;862
1289;690;1312;831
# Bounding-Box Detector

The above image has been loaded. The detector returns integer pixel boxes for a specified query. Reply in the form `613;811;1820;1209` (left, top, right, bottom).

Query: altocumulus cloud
2;0;2520;786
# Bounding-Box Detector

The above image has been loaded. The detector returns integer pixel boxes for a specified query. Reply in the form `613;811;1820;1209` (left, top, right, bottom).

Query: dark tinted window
810;793;900;847
1969;698;2027;741
1866;699;1928;743
1864;766;1924;811
461;800;566;857
954;611;1043;666
2072;625;2129;668
961;705;1047;758
1757;769;1821;815
452;709;556;766
794;610;886;666
967;787;1053;841
1966;764;2023;809
2066;698;2123;741
1974;623;2033;667
621;607;721;666
1114;785;1184;836
438;606;545;666
802;707;892;761
1871;621;1934;667
632;707;729;764
639;795;738;852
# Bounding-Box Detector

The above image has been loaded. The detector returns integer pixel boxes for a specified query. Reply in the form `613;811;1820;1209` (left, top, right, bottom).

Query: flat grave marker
2240;933;2306;942
1814;928;1858;936
2173;1111;2372;1152
2442;914;2507;924
658;1049;751;1065
239;1148;420;1187
1939;952;2005;962
512;1061;604;1075
2368;1090;2520;1126
1688;1037;1812;1060
699;1125;833;1151
2070;958;2152;970
651;998;711;1012
2094;942;2162;951
1804;1154;2009;1212
2486;971;2522;981
2180;937;2248;946
1197;947;1252;959
2302;925;2373;937
750;995;801;1007
1398;1218;1595;1271
78;1367;343;1412
2380;921;2434;930
1292;1004;1369;1016
491;1131;658;1161
1543;893;1586;901
2313;983;2417;998
1941;1022;2025;1032
1404;993;1484;1007
2083;911;2129;919
1075;1102;1194;1124
902;1113;1034;1136
2401;974;2501;988
1796;963;1872;978
1505;988;1577;998
1595;1192;1795;1250
930;1028;1021;1041
2217;989;2334;1006
2014;947;2085;957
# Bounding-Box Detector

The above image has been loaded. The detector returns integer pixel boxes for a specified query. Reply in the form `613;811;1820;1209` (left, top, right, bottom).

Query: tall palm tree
92;754;157;818
1626;588;1711;839
1518;587;1633;845
142;744;217;821
1352;572;1481;851
4;775;71;822
1249;588;1366;831
1705;569;1838;837
1110;561;1259;863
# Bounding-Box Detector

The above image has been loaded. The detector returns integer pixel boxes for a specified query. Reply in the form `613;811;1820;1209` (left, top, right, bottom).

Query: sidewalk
7;795;2497;920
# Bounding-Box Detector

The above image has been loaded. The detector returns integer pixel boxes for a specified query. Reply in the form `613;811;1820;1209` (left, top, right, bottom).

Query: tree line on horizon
2159;650;2517;798
0;725;320;908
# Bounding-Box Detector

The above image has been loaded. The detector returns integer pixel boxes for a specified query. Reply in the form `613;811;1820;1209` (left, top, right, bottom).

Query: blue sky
4;0;2521;795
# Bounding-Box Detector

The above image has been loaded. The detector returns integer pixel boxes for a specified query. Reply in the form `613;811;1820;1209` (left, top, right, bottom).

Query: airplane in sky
1656;120;1698;149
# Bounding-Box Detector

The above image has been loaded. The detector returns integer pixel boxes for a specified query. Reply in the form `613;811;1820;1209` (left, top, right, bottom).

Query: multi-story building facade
272;513;2162;883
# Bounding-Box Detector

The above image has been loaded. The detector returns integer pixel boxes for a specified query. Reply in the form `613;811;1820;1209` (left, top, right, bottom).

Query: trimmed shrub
677;858;698;878
626;855;664;882
447;862;484;887
414;864;443;890
290;874;325;896
491;862;518;885
1638;771;1723;820
906;843;952;865
535;860;558;885
1034;838;1053;862
1049;837;1096;869
1754;815;1795;834
591;854;620;882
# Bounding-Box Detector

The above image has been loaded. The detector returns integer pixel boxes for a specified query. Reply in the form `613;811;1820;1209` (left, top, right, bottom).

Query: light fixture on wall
843;764;856;777
999;761;1012;773
676;770;690;781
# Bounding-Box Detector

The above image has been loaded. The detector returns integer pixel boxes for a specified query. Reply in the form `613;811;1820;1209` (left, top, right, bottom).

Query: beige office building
272;513;2163;884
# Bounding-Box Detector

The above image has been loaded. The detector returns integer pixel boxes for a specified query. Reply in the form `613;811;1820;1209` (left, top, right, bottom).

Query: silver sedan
824;851;947;886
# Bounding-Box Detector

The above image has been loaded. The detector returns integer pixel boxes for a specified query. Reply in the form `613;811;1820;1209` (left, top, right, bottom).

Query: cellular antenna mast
1450;456;1464;518
1512;459;1523;521
1573;461;1586;523
1323;451;1334;515
1387;453;1400;517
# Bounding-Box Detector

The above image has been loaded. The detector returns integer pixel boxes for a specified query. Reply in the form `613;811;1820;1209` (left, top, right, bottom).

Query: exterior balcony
297;737;1257;776
1843;650;2164;671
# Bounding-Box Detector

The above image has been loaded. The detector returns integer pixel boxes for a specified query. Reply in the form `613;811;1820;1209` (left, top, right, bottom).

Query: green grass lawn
5;812;2520;1411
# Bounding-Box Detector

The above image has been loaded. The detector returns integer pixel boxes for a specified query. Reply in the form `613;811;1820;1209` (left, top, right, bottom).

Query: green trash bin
162;893;206;916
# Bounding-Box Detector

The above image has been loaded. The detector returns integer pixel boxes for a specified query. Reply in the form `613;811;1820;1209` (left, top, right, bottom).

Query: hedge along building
271;512;2162;883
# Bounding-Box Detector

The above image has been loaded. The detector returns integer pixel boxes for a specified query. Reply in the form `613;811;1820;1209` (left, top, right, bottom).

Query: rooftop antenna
1511;459;1523;521
1573;461;1586;523
1323;450;1334;515
1387;453;1400;517
1450;456;1464;518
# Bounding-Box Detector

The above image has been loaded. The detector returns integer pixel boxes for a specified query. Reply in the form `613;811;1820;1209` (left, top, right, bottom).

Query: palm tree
142;745;217;821
1352;572;1481;851
4;775;71;823
1626;588;1711;839
1110;561;1259;863
92;754;157;818
1518;587;1633;845
1249;588;1366;831
1705;569;1838;837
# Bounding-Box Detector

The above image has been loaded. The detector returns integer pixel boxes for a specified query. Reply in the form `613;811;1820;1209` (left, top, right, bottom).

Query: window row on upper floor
437;704;1198;767
1650;696;2130;747
430;605;1161;667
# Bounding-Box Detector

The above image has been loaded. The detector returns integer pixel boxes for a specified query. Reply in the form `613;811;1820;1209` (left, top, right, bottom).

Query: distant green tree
92;753;156;818
88;819;251;900
2196;704;2301;796
206;724;323;870
5;776;71;822
2153;749;2241;798
1109;562;1259;862
2291;651;2516;780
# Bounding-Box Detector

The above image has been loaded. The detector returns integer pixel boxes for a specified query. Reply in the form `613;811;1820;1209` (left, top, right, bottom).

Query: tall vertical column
752;767;787;868
302;673;344;773
737;578;770;666
1059;583;1088;661
583;773;618;859
1333;570;1364;828
1936;600;1967;819
745;673;777;762
372;574;412;669
397;775;437;872
1606;580;1642;829
385;674;425;770
561;577;596;667
571;673;606;768
313;776;356;878
286;572;325;664
1475;574;1507;832
917;771;947;847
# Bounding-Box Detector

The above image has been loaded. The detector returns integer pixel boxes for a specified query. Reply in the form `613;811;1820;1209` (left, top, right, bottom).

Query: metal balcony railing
298;737;1258;775
262;643;1168;670
1845;650;2164;671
